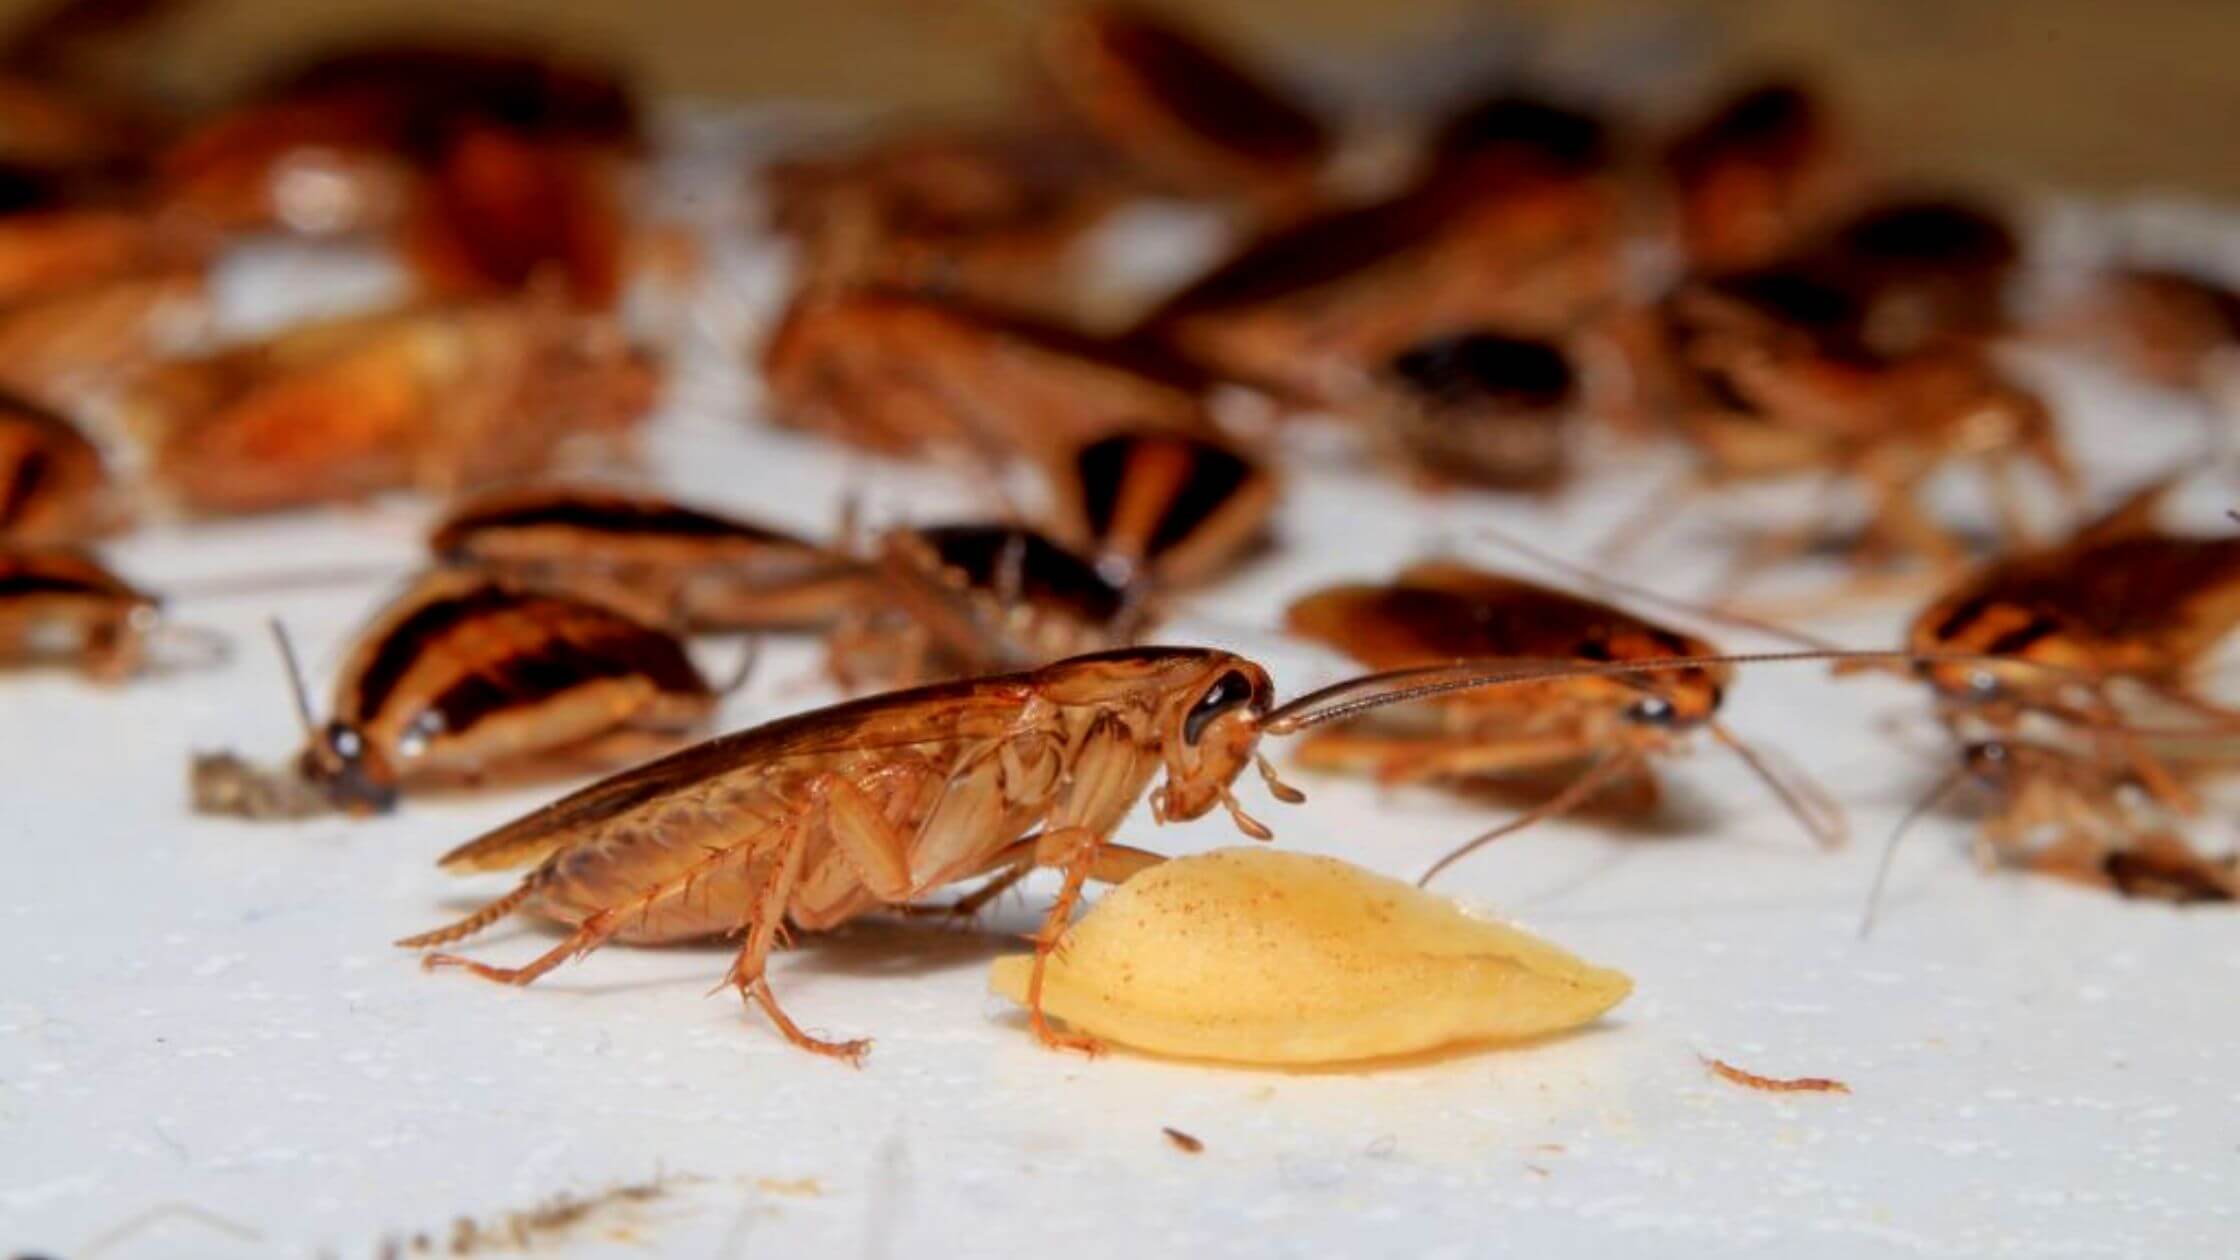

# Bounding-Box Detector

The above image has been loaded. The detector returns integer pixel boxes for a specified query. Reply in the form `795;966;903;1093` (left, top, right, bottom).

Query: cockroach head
1152;653;1275;824
298;721;398;815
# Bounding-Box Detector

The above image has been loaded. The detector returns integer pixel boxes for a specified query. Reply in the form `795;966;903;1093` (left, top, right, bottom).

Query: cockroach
1134;120;1619;406
1284;560;1845;883
0;162;200;306
402;121;629;310
1042;427;1275;588
766;127;1127;323
1364;330;1578;489
0;387;105;540
192;569;720;819
824;523;1139;692
429;482;861;632
760;286;1210;462
1034;2;1330;215
0;542;155;679
1893;482;2240;811
1606;267;2077;593
124;295;656;516
399;641;2004;1059
1663;78;1853;274
1799;197;2021;357
2082;266;2240;395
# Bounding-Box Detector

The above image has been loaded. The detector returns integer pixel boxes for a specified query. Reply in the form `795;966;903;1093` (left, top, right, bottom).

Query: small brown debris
1162;1127;1205;1154
1701;1054;1851;1094
754;1177;825;1198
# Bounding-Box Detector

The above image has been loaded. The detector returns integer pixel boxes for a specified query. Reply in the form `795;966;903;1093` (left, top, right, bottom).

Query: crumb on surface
1701;1054;1851;1094
1162;1126;1205;1154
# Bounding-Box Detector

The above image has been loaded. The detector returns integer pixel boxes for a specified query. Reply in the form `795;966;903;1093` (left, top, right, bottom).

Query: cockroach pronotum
1042;427;1276;589
429;482;861;632
1798;197;2021;358
0;543;157;680
1366;331;1579;490
400;642;1993;1061
760;286;1209;461
0;387;105;540
1283;559;1846;883
123;296;657;516
824;522;1138;693
1663;78;1853;274
192;569;721;820
1035;2;1330;215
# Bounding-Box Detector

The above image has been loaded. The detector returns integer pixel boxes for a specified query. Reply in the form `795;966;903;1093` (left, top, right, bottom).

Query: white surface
6;112;2240;1259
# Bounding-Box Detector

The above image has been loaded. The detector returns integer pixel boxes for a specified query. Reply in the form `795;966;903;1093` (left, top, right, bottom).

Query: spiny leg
721;817;869;1064
1023;825;1107;1056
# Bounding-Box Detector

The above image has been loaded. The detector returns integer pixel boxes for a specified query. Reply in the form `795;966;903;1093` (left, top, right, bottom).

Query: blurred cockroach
0;542;155;679
429;482;861;631
1799;197;2021;357
1042;427;1275;588
825;523;1138;692
766;126;1128;322
1285;560;1845;882
1663;78;1853;273
124;295;656;516
0;387;105;539
2082;266;2240;396
1035;2;1330;215
1365;330;1578;489
1135;101;1620;405
760;286;1210;461
1891;482;2240;815
401;641;2010;1058
192;569;721;819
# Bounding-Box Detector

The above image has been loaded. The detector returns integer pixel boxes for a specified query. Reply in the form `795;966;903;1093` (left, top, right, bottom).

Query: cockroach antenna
1858;762;1973;939
268;618;318;741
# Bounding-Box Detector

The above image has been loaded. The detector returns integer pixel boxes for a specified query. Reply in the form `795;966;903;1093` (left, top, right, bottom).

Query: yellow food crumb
989;848;1632;1065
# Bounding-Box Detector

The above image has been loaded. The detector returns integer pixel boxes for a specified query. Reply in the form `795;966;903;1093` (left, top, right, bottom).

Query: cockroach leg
1026;824;1108;1055
727;818;870;1064
393;884;534;950
424;904;624;987
1418;749;1643;887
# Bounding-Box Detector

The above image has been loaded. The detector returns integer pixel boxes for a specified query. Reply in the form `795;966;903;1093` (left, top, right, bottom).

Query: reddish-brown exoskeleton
1134;94;1621;407
159;40;640;307
1034;2;1330;217
1663;78;1855;274
0;542;157;679
192;568;721;819
760;286;1210;462
1285;559;1844;882
2081;266;2240;396
1041;426;1276;588
766;126;1130;324
0;386;106;539
123;294;657;516
1365;330;1580;489
429;482;861;632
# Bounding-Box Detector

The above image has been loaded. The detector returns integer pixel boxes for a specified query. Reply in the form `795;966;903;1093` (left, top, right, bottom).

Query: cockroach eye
1184;670;1254;745
1624;696;1676;726
326;724;364;760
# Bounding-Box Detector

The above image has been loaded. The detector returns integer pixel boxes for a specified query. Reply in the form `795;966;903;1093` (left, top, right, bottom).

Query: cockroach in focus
398;641;1964;1059
759;286;1211;462
824;523;1140;693
765;127;1129;324
0;387;106;540
429;482;863;632
123;295;656;516
1284;560;1846;883
1042;427;1276;588
0;543;158;680
1034;2;1331;216
1662;78;1854;274
191;568;722;819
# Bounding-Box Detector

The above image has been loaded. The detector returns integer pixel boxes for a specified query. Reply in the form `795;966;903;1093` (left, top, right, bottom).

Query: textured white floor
5;111;2239;1258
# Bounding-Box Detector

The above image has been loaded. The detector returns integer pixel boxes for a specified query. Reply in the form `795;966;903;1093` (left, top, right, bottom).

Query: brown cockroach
760;286;1210;462
122;294;656;517
1663;78;1854;274
1365;330;1579;490
1797;197;2021;358
1134;104;1621;406
1606;266;2077;594
1283;559;1845;883
2081;266;2240;396
1892;483;2240;809
399;640;2005;1059
1042;426;1275;588
428;482;862;632
0;541;155;679
0;386;105;540
192;568;721;819
1034;2;1330;215
766;126;1129;323
824;522;1140;693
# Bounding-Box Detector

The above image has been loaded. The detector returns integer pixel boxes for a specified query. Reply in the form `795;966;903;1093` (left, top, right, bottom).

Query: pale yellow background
33;0;2240;198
